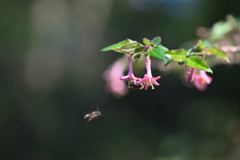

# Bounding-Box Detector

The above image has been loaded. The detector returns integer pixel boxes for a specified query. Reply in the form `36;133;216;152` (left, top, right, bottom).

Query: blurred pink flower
136;57;161;90
193;70;212;91
103;57;128;96
187;68;195;82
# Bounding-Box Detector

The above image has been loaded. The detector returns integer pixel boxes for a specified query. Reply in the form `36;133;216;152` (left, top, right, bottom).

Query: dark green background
1;0;240;159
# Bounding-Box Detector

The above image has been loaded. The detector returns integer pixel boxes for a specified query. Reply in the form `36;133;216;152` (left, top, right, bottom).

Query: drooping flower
103;57;128;96
120;56;140;81
193;70;213;91
136;56;161;90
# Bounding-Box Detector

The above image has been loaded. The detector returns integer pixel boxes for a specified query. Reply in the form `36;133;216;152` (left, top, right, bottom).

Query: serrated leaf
120;42;143;49
152;37;161;46
205;48;230;63
186;56;212;73
143;38;153;45
101;39;136;52
164;49;186;61
149;46;167;63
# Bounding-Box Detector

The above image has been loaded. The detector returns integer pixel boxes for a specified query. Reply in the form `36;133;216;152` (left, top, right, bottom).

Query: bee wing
84;114;91;119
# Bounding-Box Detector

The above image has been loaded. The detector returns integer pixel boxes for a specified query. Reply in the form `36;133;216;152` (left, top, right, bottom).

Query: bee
128;79;145;90
84;108;101;124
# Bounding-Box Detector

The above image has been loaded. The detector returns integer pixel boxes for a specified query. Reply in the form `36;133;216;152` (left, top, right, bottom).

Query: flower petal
152;79;160;85
120;76;130;80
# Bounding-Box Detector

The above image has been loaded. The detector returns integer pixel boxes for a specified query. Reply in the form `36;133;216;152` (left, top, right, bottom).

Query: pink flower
120;56;140;81
187;68;195;82
103;57;128;96
193;70;213;91
136;57;161;90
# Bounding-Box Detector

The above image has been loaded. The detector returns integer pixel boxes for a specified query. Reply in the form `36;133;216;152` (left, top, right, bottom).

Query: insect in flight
128;79;145;90
84;108;101;124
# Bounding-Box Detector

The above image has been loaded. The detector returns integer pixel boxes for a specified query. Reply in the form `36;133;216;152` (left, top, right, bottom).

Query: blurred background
1;0;240;160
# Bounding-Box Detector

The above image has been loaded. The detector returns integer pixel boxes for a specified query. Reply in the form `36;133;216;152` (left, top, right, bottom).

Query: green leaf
164;49;186;61
152;36;161;46
114;46;145;55
203;40;212;48
197;40;212;49
149;46;167;63
186;49;192;56
186;56;212;73
143;38;153;45
205;48;230;63
114;49;135;54
120;42;143;49
197;40;205;48
210;21;232;40
132;53;142;60
101;39;136;52
190;52;204;56
160;45;169;52
164;59;173;67
186;48;204;56
134;46;145;53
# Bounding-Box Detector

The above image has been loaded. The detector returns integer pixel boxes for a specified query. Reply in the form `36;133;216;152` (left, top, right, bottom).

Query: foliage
101;35;229;73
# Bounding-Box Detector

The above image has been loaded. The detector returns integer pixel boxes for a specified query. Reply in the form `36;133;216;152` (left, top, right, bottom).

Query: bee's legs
86;118;91;124
86;119;90;124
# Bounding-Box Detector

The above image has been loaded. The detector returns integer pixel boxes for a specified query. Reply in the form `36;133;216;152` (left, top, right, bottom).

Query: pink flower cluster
121;56;161;90
103;56;161;96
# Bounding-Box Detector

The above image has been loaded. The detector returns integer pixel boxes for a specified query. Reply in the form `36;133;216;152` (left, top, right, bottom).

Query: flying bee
128;79;145;90
84;108;101;124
